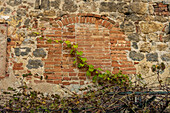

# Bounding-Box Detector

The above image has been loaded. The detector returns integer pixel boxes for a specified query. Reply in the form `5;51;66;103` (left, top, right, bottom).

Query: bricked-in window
0;23;7;78
37;14;136;85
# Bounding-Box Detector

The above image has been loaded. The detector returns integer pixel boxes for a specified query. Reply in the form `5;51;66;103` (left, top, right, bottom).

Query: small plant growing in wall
151;62;169;91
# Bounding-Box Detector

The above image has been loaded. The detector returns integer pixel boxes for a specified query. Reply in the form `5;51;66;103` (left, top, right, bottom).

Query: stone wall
0;0;169;94
0;24;7;79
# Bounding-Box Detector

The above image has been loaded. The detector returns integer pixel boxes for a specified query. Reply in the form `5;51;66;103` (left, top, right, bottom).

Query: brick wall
153;2;169;16
33;14;136;85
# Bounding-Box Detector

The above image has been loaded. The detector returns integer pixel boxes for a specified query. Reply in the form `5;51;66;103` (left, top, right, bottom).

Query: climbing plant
39;35;131;86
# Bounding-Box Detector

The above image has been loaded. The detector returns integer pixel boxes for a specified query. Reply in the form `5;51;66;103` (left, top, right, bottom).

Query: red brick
13;67;24;70
37;44;53;48
70;82;79;84
112;63;121;67
120;67;136;71
69;73;77;76
84;17;88;23
55;31;62;34
68;24;75;29
45;34;62;37
94;14;101;18
68;17;73;24
89;17;93;23
158;3;167;8
72;17;76;23
111;51;126;54
50;28;62;30
109;30;123;34
63;77;71;80
105;21;111;28
122;71;136;74
47;76;62;80
71;77;79;80
80;17;85;23
45;62;57;65
46;80;54;84
112;70;120;74
34;80;44;83
54;80;62;84
79;76;86;80
64;18;69;25
111;47;131;51
102;20;107;27
57;21;63;27
78;73;86;76
107;24;113;29
91;17;96;24
61;19;66;26
75;16;79;23
119;61;133;65
62;82;70;85
37;41;44;44
13;63;23;67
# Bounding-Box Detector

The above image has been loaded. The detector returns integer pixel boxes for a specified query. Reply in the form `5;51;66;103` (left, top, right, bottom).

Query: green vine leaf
88;64;94;72
89;65;94;69
73;44;78;49
89;68;94;72
59;40;63;43
55;40;58;43
65;40;71;45
67;44;71;48
47;39;52;43
97;68;103;71
98;74;103;78
65;40;71;48
39;37;43;40
106;70;111;75
73;60;77;64
81;57;87;62
78;63;85;68
33;32;40;35
92;75;98;82
70;49;74;54
76;51;83;56
86;71;91;76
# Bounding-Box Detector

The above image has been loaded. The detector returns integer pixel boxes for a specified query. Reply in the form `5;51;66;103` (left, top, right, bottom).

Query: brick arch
41;13;136;85
56;13;116;29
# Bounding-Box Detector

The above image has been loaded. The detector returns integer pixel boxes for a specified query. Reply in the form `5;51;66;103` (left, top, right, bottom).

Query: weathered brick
63;77;71;80
34;80;44;83
54;80;62;84
79;76;86;80
62;82;70;85
70;82;79;84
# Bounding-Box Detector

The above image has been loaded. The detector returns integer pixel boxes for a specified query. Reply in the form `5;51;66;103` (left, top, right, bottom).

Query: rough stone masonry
0;0;169;95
